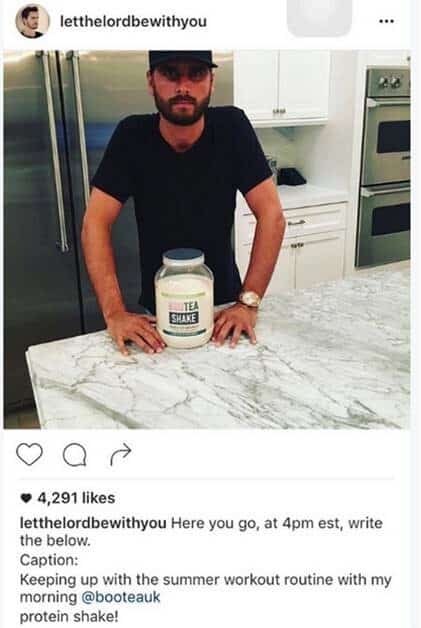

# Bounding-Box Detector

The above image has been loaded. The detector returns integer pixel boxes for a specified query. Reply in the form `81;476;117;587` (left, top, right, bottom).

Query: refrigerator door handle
38;51;70;253
68;51;91;208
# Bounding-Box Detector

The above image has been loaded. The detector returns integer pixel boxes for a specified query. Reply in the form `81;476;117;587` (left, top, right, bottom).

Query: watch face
241;292;260;307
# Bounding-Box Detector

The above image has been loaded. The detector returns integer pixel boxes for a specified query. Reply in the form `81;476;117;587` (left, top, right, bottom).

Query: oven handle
361;186;411;198
367;97;411;108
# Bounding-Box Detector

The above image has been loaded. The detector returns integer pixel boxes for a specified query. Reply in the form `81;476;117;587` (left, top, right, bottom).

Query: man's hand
212;304;257;348
106;311;166;356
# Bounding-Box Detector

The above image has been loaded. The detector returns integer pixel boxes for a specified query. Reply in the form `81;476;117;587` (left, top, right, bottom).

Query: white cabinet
234;51;331;126
294;231;345;289
260;230;345;293
233;51;279;121
277;52;331;120
266;240;295;295
235;199;347;294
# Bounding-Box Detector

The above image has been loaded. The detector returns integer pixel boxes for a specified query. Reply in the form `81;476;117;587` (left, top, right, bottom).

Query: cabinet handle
288;219;306;226
298;242;304;248
278;107;286;114
291;243;297;249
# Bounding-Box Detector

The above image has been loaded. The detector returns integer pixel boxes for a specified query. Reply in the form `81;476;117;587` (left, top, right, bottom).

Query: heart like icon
21;493;32;503
16;443;43;466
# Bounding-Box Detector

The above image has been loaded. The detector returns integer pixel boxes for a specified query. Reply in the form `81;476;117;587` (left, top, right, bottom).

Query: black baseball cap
149;51;218;70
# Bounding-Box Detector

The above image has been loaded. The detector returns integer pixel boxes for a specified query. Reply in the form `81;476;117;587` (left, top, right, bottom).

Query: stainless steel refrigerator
4;50;233;411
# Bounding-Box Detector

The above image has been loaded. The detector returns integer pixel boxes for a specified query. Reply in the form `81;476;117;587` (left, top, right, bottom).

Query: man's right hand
106;311;166;356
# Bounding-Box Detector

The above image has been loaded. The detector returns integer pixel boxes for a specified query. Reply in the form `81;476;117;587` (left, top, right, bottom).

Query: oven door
356;184;410;267
362;98;410;186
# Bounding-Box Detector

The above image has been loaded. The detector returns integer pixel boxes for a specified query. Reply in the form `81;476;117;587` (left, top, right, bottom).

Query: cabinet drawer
236;202;347;246
284;203;346;237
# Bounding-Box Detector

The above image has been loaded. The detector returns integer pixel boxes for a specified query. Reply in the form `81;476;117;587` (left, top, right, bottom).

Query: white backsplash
255;127;297;169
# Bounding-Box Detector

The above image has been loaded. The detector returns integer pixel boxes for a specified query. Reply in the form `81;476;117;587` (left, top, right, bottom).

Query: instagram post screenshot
1;1;418;627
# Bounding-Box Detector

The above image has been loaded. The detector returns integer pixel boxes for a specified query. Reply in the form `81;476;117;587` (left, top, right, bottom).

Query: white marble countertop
238;184;348;215
26;267;409;430
277;184;348;210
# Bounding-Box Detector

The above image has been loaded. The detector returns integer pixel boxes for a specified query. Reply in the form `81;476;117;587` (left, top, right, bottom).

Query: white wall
293;51;359;191
253;52;360;186
255;127;296;168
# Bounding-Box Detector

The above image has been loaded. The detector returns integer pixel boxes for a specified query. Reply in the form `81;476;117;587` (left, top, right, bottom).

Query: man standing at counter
82;50;285;355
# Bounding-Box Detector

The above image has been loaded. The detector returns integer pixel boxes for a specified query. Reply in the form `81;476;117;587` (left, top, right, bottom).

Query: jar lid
163;248;205;267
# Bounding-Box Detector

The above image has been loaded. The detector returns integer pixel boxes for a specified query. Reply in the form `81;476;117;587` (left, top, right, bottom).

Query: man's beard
153;90;211;126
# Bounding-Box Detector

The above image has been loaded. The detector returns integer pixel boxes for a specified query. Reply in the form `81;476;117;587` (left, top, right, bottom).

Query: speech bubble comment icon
287;0;353;37
63;443;87;467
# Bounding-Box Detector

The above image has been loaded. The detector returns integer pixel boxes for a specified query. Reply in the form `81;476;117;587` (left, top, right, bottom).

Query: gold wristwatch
238;290;261;308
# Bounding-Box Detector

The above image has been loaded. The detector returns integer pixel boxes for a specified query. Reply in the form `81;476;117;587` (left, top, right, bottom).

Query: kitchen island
26;266;410;430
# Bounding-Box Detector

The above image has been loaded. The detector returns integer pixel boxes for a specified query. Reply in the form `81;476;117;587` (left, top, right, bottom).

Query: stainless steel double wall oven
356;67;410;267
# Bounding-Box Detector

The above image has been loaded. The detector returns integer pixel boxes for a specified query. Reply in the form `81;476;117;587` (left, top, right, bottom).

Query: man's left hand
212;303;257;348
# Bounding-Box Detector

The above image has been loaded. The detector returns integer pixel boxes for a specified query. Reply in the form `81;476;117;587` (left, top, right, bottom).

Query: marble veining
26;267;410;429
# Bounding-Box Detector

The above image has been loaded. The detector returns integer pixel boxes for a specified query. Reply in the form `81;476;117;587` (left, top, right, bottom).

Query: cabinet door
277;51;330;120
295;231;345;289
234;51;279;120
235;239;295;294
266;239;295;295
236;242;251;280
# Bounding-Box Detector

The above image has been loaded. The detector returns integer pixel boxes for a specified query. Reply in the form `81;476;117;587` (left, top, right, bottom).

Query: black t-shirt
21;31;43;38
91;106;271;313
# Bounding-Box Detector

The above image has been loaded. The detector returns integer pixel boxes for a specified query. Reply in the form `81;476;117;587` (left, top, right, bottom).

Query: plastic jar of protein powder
155;248;214;349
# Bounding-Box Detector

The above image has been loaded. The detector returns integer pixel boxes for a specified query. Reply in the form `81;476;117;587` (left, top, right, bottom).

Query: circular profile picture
16;5;50;39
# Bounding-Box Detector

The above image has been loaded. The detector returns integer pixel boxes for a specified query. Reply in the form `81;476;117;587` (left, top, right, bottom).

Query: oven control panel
367;67;410;98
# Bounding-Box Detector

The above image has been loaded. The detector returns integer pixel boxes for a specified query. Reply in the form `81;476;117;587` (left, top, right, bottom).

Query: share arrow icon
110;443;132;467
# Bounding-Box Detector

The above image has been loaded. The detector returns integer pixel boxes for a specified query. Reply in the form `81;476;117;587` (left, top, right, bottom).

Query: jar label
155;274;214;347
161;295;208;337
